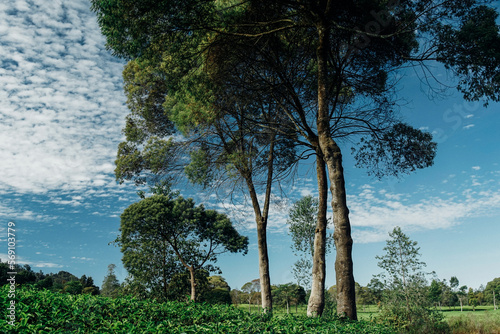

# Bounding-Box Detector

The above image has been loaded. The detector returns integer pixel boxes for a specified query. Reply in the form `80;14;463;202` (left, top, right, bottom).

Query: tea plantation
1;285;396;333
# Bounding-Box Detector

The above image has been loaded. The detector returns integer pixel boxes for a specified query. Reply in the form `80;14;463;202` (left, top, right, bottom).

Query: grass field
236;303;500;319
236;303;500;333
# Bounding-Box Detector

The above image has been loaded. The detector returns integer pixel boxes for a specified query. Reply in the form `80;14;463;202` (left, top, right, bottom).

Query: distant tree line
0;260;99;295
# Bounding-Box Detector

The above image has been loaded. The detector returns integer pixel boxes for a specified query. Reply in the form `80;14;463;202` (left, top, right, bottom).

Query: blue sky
1;0;499;293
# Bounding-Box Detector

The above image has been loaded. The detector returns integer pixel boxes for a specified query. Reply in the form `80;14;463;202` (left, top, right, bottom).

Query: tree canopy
91;0;500;320
117;189;248;301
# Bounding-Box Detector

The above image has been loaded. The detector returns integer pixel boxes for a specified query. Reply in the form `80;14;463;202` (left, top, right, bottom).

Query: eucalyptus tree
92;0;500;320
112;55;297;311
93;1;299;312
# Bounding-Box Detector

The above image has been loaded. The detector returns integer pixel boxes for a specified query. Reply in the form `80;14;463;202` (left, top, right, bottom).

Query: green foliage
101;264;121;298
63;281;83;295
352;123;437;179
202;288;232;305
287;196;333;290
374;227;449;333
429;280;443;307
207;275;230;291
436;5;500;104
272;283;306;314
0;285;398;333
117;191;248;301
0;262;37;287
484;277;500;306
468;288;479;311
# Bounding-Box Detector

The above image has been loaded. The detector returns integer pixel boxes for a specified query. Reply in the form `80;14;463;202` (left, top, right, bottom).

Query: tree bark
189;266;196;302
307;152;328;316
246;178;273;313
316;21;357;320
319;136;357;319
241;133;276;313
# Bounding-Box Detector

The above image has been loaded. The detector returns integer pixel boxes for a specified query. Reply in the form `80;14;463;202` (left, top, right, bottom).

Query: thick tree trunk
189;266;196;302
316;22;357;320
319;136;357;320
307;153;328;316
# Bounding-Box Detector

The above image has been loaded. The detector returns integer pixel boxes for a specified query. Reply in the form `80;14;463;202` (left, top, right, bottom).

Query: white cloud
349;179;500;243
71;256;94;261
472;166;481;171
463;124;475;130
0;252;62;268
0;0;127;195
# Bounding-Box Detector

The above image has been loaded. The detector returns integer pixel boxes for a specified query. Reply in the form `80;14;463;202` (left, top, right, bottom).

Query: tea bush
1;285;397;333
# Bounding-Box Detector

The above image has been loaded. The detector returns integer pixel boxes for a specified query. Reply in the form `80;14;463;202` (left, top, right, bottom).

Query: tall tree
115;56;297;311
118;190;248;301
91;0;500;320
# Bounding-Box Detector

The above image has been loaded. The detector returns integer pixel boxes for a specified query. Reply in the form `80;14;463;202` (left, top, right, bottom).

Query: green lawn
440;305;498;319
236;303;499;319
229;303;500;333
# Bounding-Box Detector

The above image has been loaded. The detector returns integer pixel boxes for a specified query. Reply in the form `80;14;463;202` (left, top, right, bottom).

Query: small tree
428;280;443;309
468;288;479;311
375;227;447;333
101;264;121;298
287;196;333;293
119;191;248;301
230;289;242;306
242;279;260;313
272;283;306;314
458;285;468;312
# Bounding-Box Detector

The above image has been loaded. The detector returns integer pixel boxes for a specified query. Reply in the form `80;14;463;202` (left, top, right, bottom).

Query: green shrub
201;288;232;305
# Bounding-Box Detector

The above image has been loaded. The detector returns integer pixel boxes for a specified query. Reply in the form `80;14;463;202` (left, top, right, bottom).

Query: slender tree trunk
307;153;328;316
162;243;168;299
398;240;412;323
246;179;273;313
316;24;357;320
189;266;196;302
242;134;276;313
